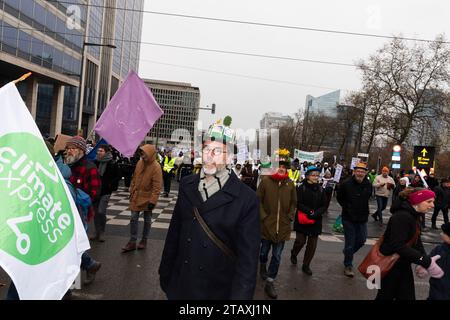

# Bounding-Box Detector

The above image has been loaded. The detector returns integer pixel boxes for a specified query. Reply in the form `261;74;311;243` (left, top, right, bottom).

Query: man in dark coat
336;162;372;277
427;222;450;300
159;117;260;300
432;178;450;229
91;144;121;242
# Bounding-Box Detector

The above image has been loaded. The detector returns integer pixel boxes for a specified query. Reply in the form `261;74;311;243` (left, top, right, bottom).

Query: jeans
375;196;388;221
94;194;111;234
81;251;96;270
130;211;152;241
259;239;285;280
342;220;367;267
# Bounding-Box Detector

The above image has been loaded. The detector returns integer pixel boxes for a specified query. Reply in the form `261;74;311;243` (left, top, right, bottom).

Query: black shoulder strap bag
193;207;237;261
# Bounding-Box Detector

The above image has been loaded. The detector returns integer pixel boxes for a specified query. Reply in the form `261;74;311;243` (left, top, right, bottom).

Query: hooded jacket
129;145;163;211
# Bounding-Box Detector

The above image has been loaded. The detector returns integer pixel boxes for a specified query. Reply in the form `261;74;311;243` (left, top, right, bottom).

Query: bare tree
358;35;450;145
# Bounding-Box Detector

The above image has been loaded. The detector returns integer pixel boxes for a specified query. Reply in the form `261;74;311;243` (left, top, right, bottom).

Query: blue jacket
429;243;450;300
158;172;260;300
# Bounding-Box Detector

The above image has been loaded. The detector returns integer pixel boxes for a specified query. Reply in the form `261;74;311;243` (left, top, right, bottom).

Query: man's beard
65;153;82;165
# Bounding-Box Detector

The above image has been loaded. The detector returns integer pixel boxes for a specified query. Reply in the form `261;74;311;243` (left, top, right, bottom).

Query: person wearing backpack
290;166;327;276
65;136;102;285
91;144;121;242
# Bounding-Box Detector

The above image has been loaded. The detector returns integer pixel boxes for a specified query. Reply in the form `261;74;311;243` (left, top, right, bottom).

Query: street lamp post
77;42;116;136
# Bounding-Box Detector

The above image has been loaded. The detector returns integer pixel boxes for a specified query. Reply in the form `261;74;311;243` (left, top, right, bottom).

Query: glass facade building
0;0;144;137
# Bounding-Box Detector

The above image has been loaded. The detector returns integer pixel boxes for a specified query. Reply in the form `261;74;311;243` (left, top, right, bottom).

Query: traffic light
211;103;216;114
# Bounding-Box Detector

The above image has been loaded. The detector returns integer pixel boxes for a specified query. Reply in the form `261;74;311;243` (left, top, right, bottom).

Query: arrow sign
421;148;428;157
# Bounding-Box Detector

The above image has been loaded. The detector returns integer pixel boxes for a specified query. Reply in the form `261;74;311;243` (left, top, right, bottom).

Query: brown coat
129;144;163;211
256;176;297;243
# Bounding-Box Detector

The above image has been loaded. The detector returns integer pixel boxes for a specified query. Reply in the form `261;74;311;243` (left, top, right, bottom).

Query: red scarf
271;172;289;181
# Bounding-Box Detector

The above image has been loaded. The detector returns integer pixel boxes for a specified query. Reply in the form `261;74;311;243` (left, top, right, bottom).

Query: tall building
305;90;341;118
260;112;293;130
143;79;201;149
0;0;144;138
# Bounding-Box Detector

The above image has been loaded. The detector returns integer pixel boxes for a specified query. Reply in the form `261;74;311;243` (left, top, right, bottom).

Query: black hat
442;222;450;237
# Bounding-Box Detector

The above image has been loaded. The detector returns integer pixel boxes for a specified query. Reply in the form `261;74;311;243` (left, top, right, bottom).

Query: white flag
0;82;90;299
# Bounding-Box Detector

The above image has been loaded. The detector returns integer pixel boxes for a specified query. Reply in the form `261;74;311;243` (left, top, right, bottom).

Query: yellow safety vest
163;157;176;173
288;169;300;183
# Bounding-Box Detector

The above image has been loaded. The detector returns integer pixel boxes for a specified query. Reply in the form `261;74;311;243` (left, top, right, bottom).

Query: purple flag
93;71;163;157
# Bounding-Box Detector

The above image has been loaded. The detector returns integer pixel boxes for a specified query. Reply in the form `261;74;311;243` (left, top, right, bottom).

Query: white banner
294;149;324;163
333;164;343;182
0;82;89;299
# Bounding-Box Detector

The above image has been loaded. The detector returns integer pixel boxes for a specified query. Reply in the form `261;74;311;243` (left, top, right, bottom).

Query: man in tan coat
256;149;297;299
122;144;162;252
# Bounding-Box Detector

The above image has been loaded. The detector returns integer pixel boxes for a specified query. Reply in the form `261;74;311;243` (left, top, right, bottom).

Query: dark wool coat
336;176;372;223
159;172;260;300
294;182;327;236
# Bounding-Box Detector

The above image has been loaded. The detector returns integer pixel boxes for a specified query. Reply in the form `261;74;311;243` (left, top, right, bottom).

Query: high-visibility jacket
288;169;300;183
163;156;176;173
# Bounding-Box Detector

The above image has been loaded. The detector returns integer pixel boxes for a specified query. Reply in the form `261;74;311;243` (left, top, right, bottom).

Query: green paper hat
205;116;236;144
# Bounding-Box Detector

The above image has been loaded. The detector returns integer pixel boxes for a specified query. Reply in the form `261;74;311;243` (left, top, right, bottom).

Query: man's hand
147;203;155;211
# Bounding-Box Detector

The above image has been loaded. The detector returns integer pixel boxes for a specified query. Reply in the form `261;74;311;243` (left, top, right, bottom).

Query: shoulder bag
358;225;420;279
193;207;237;260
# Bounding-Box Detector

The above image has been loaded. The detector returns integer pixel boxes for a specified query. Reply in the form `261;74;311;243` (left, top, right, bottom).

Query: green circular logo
0;133;74;265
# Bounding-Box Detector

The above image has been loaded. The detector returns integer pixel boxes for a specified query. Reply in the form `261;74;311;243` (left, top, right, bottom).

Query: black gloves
147;203;155;211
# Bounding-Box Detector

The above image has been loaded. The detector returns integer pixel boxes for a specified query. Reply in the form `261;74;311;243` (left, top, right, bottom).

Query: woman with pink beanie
376;188;444;300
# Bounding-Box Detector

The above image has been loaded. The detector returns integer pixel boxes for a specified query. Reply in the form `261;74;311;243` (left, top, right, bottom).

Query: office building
0;0;144;137
143;79;201;149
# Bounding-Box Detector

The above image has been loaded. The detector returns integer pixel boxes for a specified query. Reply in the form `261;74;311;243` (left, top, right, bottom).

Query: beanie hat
305;166;321;176
382;166;389;173
441;222;450;237
400;177;410;186
408;189;435;206
66;136;87;153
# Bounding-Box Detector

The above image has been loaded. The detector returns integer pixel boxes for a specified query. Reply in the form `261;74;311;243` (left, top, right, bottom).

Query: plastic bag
332;215;344;233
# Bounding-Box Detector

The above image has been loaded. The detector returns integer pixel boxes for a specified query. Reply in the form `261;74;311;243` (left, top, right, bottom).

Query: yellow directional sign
413;146;435;169
421;148;428;157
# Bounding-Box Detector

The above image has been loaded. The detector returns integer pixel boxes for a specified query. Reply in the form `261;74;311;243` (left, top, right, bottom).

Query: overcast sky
138;0;450;131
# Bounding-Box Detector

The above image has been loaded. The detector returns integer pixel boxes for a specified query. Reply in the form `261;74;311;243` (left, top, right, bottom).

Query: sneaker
137;239;147;250
344;266;354;278
122;241;137;252
260;263;268;281
290;250;297;265
302;264;313;276
84;261;101;285
371;213;378;222
264;281;278;299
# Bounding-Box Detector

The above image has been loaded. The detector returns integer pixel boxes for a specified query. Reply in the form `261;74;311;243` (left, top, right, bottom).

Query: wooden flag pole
13;72;32;84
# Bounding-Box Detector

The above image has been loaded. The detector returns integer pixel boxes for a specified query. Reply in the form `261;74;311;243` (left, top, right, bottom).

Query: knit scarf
96;152;113;176
271;172;289;181
198;166;232;202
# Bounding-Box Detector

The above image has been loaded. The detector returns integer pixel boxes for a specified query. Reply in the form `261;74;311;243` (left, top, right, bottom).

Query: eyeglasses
202;146;226;155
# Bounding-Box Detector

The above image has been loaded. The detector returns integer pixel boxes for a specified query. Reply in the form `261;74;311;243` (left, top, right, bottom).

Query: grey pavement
0;178;442;300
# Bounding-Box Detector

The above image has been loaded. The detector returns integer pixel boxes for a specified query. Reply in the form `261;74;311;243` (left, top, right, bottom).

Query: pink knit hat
408;189;435;206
